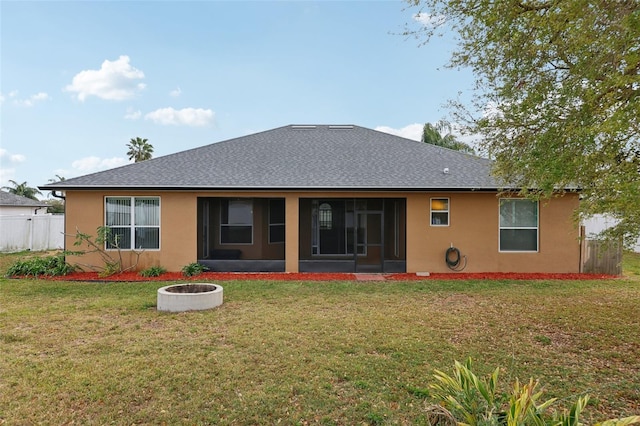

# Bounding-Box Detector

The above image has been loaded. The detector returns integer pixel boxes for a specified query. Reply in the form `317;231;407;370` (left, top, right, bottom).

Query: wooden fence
580;227;622;275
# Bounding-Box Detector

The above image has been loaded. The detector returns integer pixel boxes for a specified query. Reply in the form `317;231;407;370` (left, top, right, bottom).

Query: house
41;124;581;273
0;191;48;216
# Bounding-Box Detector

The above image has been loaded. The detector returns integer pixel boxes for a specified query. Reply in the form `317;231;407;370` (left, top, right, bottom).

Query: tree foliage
422;120;476;154
406;0;640;246
126;137;154;162
46;199;65;214
1;180;42;200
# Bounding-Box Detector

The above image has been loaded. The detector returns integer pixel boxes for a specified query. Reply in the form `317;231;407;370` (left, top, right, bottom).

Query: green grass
1;252;639;424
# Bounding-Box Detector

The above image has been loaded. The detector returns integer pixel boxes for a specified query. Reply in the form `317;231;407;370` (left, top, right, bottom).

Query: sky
0;0;475;197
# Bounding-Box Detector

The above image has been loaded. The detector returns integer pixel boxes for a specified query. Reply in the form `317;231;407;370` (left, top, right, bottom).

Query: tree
48;175;66;184
46;199;65;214
47;175;66;211
126;137;154;162
406;0;640;246
422;120;475;154
2;180;42;200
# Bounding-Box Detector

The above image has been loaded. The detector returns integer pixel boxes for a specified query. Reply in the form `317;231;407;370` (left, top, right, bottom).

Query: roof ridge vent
328;125;354;130
291;125;317;130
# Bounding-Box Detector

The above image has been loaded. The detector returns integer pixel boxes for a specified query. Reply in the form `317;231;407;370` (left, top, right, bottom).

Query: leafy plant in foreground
182;262;208;277
6;253;75;277
139;266;166;277
426;358;640;426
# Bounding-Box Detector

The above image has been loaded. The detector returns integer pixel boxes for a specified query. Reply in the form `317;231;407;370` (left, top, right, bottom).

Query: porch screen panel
269;199;285;244
106;197;132;249
221;199;253;244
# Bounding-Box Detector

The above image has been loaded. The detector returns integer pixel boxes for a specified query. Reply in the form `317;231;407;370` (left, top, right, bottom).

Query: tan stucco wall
405;192;581;273
64;191;197;272
63;190;581;273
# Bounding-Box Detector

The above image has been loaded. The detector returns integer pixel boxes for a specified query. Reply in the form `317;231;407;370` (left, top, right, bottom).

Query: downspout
50;190;66;200
50;190;66;253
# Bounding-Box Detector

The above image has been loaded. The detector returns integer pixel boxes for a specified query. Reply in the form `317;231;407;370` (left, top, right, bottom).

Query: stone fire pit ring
157;283;223;312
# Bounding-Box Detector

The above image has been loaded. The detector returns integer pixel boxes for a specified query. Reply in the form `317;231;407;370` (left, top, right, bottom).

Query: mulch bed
33;271;616;282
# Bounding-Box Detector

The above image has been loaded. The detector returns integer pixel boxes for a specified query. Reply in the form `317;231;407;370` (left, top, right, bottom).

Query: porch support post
285;195;300;273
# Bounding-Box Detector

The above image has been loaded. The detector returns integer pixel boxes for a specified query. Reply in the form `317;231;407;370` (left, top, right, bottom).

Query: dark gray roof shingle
41;125;500;191
0;191;48;207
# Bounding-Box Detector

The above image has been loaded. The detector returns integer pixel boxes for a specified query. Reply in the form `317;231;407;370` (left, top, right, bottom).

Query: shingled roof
0;191;48;207
41;124;500;191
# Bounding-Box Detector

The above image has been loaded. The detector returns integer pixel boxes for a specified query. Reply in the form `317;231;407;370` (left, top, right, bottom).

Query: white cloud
145;107;214;127
124;107;142;120
413;12;446;28
169;87;182;97
0;148;27;163
375;123;423;141
71;156;129;173
1;90;50;107
376;122;483;152
65;55;146;101
15;92;51;107
0;149;21;187
0;167;16;187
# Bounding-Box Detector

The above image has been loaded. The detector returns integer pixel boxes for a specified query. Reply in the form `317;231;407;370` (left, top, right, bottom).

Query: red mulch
33;271;616;282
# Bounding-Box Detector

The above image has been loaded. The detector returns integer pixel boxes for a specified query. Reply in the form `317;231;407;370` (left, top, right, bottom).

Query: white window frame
104;196;161;251
430;197;450;227
220;199;253;245
498;198;539;252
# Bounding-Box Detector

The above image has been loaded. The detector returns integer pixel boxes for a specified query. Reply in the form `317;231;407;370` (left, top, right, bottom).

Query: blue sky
1;1;474;196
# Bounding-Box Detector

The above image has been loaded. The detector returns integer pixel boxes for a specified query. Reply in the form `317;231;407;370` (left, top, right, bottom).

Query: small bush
181;262;208;277
139;266;167;277
6;254;75;277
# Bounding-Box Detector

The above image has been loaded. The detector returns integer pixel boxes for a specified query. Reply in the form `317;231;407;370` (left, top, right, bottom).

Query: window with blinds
105;197;160;249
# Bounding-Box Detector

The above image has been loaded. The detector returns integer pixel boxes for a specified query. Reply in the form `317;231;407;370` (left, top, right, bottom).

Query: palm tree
2;180;43;200
126;137;154;162
421;120;476;155
48;175;66;183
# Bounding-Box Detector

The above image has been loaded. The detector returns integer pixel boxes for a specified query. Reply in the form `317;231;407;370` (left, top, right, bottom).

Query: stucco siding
406;192;580;273
63;190;581;274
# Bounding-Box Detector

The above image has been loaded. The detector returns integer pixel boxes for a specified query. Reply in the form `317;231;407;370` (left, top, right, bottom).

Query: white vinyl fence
583;215;640;253
0;214;64;252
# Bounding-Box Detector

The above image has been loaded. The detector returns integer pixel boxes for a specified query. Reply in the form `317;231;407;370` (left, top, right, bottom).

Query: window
318;203;333;230
220;199;253;244
269;199;285;244
499;199;538;252
105;197;160;250
430;198;449;226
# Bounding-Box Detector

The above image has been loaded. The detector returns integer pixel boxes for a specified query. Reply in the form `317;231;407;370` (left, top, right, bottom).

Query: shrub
139;266;166;277
70;227;143;277
6;254;75;277
426;358;640;426
181;262;208;277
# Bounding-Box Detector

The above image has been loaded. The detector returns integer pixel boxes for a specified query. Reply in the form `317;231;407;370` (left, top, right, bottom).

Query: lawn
0;252;639;425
